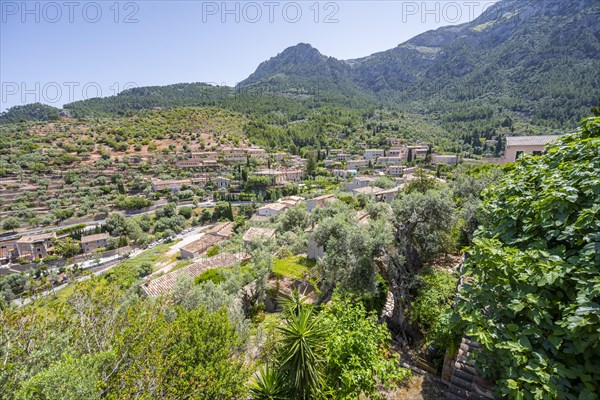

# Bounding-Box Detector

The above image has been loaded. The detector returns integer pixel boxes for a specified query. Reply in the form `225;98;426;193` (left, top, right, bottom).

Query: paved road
2;201;253;241
10;225;207;307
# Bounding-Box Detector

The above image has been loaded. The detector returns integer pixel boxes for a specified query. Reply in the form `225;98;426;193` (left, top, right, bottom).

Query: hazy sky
1;0;498;111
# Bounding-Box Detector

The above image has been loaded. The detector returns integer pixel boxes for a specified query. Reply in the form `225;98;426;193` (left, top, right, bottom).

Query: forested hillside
3;0;597;146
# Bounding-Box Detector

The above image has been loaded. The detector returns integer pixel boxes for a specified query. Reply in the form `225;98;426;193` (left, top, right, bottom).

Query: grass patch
104;242;175;289
169;259;193;273
273;256;315;279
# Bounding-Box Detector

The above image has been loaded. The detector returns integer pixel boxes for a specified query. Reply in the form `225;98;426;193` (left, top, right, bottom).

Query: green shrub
195;268;226;285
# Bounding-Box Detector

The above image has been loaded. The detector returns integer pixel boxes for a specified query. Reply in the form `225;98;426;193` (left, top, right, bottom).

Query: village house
0;239;17;264
336;153;352;162
179;223;233;260
205;221;235;239
289;155;306;166
190;176;208;186
256;169;304;185
333;169;357;179
364;149;385;161
256;169;286;185
353;186;384;195
242;227;276;245
386;146;408;159
376;156;405;166
277;196;305;208
80;233;110;254
502;136;561;163
257;202;288;217
15;232;56;260
179;234;224;259
219;147;247;163
346;175;378;192
306;194;336;213
213;176;231;189
375;187;400;203
283;169;304;182
407;145;429;159
346;159;368;169
152;179;192;192
433;154;459;165
387;165;404;177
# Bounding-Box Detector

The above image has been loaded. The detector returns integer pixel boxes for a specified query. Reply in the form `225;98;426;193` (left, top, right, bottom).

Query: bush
456;117;600;399
194;268;226;285
178;206;193;220
115;196;152;210
409;268;457;347
137;262;153;278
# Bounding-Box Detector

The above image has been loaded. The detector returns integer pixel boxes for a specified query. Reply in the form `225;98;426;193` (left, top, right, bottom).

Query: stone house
80;233;110;254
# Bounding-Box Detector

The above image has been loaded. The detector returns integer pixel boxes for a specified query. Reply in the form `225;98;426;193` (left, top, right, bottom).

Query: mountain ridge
2;0;599;128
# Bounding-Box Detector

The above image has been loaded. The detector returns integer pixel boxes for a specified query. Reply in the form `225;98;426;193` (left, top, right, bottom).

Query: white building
257;202;288;217
503;136;561;163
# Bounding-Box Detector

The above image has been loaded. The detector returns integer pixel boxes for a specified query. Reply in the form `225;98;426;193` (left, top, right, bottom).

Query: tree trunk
387;279;415;344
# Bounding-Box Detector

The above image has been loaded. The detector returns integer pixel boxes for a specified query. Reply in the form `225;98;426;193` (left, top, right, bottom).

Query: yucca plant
248;364;289;400
277;291;327;400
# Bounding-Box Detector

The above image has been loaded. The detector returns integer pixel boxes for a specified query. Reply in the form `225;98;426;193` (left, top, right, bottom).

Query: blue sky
1;1;497;111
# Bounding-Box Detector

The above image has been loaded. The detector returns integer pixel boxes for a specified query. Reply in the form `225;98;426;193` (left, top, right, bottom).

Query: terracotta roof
141;252;250;297
80;233;110;243
446;337;497;400
310;194;336;201
354;176;377;182
181;234;224;254
259;202;288;212
279;196;304;203
16;232;55;243
205;222;234;238
505;135;561;147
250;214;270;223
242;227;276;242
375;187;400;195
353;186;384;195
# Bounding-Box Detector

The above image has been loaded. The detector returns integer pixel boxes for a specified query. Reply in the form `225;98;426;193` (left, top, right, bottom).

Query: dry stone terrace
141;252;250;297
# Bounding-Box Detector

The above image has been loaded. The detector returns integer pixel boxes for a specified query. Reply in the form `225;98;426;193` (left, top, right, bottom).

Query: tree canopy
456;116;600;399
